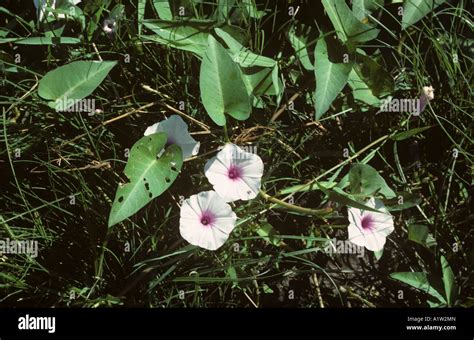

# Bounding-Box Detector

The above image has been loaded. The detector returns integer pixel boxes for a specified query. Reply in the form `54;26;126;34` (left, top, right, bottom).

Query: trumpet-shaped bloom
204;144;264;202
179;191;237;250
144;115;200;160
347;198;394;252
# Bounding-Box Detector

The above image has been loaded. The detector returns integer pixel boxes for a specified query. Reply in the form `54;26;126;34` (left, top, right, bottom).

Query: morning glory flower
204;143;264;202
347;198;394;252
102;18;117;37
179;191;237;251
144;115;200;160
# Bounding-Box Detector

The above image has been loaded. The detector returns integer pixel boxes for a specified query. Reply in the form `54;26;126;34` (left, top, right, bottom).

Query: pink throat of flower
200;211;215;228
165;137;176;146
361;214;374;231
227;165;242;181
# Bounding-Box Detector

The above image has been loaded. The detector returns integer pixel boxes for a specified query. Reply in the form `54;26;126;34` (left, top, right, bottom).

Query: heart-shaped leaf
38;60;117;110
200;35;251;126
108;132;183;227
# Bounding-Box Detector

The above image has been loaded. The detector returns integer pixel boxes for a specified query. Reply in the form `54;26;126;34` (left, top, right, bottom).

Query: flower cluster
146;115;395;254
145;116;264;250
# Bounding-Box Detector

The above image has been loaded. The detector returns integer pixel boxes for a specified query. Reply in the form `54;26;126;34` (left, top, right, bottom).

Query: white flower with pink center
144;115;200;160
347;198;394;252
204;144;264;202
179;191;237;250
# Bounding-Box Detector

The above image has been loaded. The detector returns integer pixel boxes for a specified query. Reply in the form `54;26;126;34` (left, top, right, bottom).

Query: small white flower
179;191;237;251
422;86;434;101
144;115;200;160
204;143;264;202
103;18;117;35
347;198;394;252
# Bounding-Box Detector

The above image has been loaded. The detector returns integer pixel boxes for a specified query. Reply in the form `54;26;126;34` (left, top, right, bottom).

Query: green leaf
216;0;236;22
257;223;282;246
348;68;381;106
402;0;447;30
214;27;276;68
352;0;384;21
85;0;111;40
353;51;394;98
241;67;276;96
391;126;433;141
262;284;274;294
138;0;146;35
407;224;429;246
316;182;382;213
241;0;265;19
272;65;284;105
349;163;396;199
200;35;251;126
152;0;173;20
108;133;183;227
386;193;421;211
142;19;213;57
314;37;352;119
440;255;457;307
288;25;314;71
38;60;117;110
322;0;380;43
390;272;447;304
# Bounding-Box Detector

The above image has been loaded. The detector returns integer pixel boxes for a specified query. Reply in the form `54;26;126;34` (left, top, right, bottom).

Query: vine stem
259;190;332;216
223;123;230;143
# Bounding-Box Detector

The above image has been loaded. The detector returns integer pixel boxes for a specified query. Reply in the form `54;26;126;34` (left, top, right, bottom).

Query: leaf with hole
38;60;117;110
108;132;183;227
